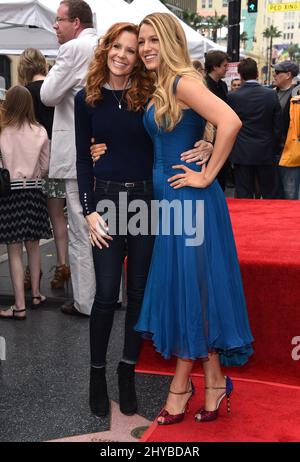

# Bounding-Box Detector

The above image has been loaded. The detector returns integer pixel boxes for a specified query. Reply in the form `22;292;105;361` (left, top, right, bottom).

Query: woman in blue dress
135;13;254;425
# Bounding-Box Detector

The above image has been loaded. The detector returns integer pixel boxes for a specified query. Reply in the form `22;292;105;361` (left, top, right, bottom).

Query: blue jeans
90;179;155;367
279;166;300;200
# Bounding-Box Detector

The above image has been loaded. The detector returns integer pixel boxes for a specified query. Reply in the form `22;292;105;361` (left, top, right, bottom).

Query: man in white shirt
41;0;98;315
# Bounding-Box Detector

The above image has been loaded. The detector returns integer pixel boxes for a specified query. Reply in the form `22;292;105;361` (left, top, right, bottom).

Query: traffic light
247;0;258;13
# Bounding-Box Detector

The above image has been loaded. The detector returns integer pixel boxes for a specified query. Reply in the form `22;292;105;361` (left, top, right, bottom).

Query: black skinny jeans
90;179;154;367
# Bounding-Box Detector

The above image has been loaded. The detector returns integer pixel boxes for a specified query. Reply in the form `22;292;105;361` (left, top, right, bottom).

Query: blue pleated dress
135;103;254;366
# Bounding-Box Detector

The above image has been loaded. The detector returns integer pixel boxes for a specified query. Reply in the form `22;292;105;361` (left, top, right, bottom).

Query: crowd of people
192;51;300;200
0;0;299;427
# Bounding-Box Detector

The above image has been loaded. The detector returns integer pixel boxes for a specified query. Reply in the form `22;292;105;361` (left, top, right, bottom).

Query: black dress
0;189;52;244
26;80;54;139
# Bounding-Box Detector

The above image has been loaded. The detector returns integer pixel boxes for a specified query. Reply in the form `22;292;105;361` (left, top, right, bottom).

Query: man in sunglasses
272;61;300;199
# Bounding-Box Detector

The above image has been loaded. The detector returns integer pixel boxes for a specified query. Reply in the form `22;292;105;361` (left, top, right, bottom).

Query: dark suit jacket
227;82;282;164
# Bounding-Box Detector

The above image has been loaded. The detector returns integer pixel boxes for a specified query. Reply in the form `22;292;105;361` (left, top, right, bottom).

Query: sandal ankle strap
205;386;226;390
169;380;193;395
205;377;227;391
169;389;193;395
12;308;26;313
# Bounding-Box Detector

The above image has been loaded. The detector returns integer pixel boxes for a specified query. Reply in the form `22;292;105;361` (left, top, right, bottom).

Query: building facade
125;0;197;11
125;1;197;14
252;1;300;64
196;0;300;73
198;0;227;12
166;0;198;11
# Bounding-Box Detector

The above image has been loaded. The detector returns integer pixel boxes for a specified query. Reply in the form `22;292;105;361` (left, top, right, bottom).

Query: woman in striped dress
0;86;52;320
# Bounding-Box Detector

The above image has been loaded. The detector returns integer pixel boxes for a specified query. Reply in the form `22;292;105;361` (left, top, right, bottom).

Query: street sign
224;62;240;91
268;2;300;12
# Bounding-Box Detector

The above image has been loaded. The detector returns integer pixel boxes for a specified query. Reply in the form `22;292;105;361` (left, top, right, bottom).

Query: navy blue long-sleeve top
75;87;153;216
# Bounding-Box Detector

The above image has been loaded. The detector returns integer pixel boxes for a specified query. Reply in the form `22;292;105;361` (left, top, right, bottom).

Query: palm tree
206;12;227;43
263;25;282;84
183;11;208;32
286;43;300;64
240;31;249;49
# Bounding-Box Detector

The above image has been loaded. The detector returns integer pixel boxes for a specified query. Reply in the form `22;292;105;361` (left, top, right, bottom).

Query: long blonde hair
139;13;205;131
18;48;47;86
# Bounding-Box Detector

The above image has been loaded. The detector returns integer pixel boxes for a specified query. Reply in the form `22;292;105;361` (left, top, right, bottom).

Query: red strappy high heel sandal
157;380;195;426
194;376;233;423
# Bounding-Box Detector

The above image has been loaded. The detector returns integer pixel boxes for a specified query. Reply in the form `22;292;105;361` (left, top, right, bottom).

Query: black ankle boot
117;361;137;416
89;367;109;417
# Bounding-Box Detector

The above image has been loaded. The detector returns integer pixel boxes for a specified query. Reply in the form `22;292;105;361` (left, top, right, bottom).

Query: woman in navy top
75;22;155;419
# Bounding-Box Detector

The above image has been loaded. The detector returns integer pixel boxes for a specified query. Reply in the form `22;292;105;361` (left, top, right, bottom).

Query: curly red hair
85;22;155;111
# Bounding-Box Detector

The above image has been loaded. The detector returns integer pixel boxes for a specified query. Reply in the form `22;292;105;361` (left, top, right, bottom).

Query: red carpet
137;200;300;387
137;340;299;386
140;376;300;442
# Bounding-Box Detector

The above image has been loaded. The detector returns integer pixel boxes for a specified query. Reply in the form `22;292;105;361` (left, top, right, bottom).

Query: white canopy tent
89;0;141;36
0;0;142;56
0;0;224;59
130;0;225;59
0;0;59;56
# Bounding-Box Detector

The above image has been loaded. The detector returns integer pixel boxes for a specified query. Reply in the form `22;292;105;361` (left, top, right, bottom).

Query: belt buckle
125;182;135;188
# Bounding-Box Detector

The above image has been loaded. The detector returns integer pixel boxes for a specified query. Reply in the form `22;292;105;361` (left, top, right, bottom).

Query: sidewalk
0;239;165;442
0;239;70;305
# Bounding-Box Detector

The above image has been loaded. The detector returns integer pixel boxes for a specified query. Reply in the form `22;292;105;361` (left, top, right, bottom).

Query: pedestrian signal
247;0;258;13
